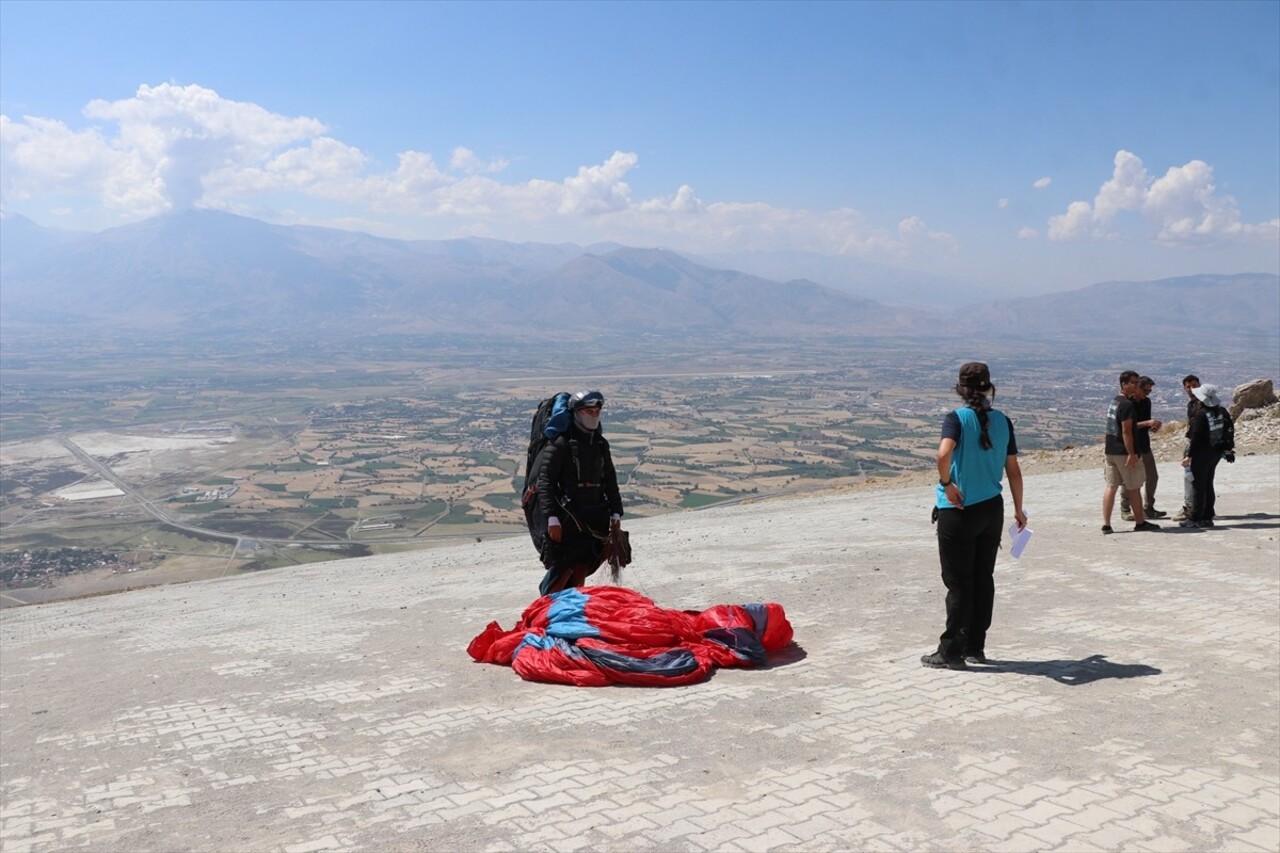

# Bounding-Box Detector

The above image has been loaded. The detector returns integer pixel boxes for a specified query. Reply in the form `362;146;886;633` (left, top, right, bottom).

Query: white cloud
237;138;369;195
898;216;926;237
450;146;508;175
1048;150;1278;245
1092;150;1148;223
1047;200;1096;241
87;83;326;212
996;197;1009;209
1018;226;1038;239
0;82;965;263
1033;176;1052;190
0;114;123;205
898;216;960;256
556;151;637;216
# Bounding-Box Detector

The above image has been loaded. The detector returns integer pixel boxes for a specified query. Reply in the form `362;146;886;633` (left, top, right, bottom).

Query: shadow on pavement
761;642;808;669
1213;512;1280;530
971;653;1161;685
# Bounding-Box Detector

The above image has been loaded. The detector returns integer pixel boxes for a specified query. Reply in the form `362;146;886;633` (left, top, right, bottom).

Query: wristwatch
939;479;951;487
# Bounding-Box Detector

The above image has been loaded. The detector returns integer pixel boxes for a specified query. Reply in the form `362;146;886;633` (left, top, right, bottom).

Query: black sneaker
1199;520;1215;528
964;654;989;665
1144;507;1168;519
921;652;967;670
1101;525;1114;535
1179;519;1200;528
1133;521;1161;532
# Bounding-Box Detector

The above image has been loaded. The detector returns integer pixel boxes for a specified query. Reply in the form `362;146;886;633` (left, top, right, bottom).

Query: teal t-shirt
935;406;1012;509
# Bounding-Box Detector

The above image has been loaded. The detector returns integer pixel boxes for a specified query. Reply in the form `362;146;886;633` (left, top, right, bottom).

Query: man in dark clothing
1121;376;1165;520
1181;383;1234;529
1102;371;1159;534
1175;375;1202;521
536;390;624;595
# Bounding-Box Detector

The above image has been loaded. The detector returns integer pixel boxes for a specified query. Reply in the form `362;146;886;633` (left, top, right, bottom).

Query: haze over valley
3;297;1276;606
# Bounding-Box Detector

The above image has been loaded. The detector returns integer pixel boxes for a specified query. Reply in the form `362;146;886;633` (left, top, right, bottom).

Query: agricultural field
3;330;1275;605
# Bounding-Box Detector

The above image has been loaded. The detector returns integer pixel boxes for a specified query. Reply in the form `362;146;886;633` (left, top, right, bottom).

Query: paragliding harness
520;392;631;579
521;392;571;541
1204;407;1236;463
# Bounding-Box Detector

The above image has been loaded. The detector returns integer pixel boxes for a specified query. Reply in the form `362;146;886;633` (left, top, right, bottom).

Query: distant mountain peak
2;212;1272;342
1;211;904;337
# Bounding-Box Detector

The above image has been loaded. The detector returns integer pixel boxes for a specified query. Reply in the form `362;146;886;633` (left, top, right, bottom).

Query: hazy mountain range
1;210;1275;342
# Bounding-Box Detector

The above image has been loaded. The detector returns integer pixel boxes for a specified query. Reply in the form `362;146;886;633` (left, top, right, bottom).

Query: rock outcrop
1231;378;1278;419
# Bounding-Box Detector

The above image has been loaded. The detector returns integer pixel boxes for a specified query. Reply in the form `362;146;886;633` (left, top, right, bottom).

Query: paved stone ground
2;455;1277;852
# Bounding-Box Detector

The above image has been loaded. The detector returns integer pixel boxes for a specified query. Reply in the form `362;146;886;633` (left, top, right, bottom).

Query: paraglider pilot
537;390;624;595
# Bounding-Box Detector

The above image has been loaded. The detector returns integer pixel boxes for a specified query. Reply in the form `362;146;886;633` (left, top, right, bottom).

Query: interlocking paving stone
1;456;1277;851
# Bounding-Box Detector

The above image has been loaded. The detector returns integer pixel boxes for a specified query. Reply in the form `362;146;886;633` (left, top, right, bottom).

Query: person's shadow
968;653;1160;685
1212;512;1280;531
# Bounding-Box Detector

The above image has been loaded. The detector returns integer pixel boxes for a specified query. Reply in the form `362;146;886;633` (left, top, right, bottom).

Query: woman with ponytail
922;362;1027;670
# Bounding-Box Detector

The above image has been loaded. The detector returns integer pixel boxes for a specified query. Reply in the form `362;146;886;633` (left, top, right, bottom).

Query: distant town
1;547;158;588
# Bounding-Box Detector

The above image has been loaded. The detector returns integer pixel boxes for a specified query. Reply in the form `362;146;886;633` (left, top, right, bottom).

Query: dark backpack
520;392;572;535
1205;408;1234;452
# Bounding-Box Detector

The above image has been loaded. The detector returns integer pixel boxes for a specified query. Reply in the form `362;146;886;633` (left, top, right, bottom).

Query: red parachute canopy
468;586;793;687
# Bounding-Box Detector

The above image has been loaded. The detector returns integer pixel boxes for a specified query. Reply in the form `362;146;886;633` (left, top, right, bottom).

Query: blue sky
1;0;1277;295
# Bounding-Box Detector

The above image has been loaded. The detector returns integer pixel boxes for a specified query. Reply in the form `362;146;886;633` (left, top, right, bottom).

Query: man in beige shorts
1101;370;1161;534
1120;376;1165;520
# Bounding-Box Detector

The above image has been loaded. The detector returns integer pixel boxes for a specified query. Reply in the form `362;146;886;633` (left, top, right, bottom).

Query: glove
1223;451;1235;463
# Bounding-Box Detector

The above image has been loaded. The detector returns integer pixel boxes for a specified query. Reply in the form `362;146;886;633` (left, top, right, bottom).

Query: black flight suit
535;422;623;595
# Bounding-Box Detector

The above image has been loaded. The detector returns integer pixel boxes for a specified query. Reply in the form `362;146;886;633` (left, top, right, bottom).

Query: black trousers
1189;453;1221;523
539;504;609;596
935;496;1004;660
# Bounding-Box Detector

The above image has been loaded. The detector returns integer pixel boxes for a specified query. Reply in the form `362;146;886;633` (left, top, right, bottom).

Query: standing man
922;362;1026;670
1175;375;1202;522
1102;371;1160;534
1182;383;1234;529
1121;376;1165;520
536;390;624;595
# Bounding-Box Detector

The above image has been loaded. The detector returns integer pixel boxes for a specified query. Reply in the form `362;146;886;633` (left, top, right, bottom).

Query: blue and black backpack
520;392;573;542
